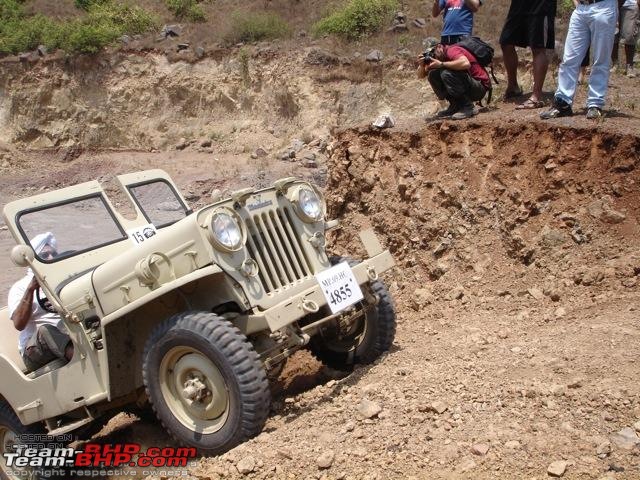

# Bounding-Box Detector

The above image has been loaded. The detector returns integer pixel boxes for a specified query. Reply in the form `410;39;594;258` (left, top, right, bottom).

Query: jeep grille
245;207;313;293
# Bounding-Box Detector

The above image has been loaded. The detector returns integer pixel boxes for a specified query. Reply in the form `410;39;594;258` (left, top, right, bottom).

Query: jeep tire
142;312;270;455
310;258;397;370
0;400;41;480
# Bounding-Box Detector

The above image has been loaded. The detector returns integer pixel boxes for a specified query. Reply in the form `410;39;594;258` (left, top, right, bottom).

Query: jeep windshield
17;195;126;262
126;179;189;228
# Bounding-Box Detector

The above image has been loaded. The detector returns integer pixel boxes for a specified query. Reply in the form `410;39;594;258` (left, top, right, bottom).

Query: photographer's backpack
456;36;498;104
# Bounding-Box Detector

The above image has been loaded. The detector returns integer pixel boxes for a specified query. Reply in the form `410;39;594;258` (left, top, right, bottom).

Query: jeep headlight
296;186;324;223
208;209;244;252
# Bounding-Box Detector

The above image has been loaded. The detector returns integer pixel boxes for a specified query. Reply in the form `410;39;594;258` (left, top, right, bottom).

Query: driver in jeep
7;232;73;371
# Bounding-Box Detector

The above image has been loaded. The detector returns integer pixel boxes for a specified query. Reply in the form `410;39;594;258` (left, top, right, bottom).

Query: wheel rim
1;426;23;480
159;346;230;434
322;300;371;353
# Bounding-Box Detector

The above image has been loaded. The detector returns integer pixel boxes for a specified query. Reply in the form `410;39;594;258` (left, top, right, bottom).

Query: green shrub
0;14;59;54
165;0;206;22
62;22;119;53
0;0;24;22
75;0;109;10
0;0;157;55
313;0;398;40
557;0;574;17
87;2;158;35
227;11;291;44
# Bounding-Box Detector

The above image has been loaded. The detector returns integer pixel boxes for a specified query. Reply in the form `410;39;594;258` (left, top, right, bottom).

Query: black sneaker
540;99;572;120
436;102;459;118
586;107;602;119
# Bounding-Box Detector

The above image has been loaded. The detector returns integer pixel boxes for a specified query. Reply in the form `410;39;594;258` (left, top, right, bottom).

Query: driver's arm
10;277;38;331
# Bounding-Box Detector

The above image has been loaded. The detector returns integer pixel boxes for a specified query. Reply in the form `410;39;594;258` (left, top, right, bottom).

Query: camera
420;48;437;65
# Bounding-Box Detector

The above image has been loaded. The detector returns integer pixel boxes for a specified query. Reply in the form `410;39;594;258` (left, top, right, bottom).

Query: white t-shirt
7;272;62;354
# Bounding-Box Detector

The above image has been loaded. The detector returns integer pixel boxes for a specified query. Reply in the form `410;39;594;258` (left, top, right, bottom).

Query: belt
578;0;605;5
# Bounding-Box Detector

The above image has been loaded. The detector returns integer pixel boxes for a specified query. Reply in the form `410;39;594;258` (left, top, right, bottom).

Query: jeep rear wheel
310;276;397;370
142;312;270;455
0;401;40;480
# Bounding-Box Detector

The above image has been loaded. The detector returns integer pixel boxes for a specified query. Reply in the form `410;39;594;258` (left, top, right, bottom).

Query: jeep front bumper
239;229;395;334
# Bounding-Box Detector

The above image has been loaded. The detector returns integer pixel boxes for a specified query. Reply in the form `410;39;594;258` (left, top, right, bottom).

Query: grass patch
165;0;206;22
0;0;158;55
557;0;574;17
227;11;291;44
312;0;398;40
75;0;109;10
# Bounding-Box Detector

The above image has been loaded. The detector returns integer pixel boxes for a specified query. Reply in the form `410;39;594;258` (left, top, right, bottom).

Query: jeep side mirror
11;245;34;267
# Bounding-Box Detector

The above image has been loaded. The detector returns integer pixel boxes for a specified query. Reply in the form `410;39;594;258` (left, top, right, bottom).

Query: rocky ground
1;14;640;480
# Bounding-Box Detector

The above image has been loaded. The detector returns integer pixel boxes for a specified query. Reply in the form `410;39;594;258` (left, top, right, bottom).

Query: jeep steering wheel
36;287;57;314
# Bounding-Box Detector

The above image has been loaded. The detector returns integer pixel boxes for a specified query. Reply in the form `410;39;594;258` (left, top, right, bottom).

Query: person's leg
440;69;470;104
625;44;637;76
611;39;619;66
37;324;73;361
620;5;639;76
428;70;460;116
428;69;449;100
580;46;590;84
531;48;549;103
499;14;525;96
586;0;618;110
555;6;591;107
22;327;57;371
502;44;521;94
445;72;481;119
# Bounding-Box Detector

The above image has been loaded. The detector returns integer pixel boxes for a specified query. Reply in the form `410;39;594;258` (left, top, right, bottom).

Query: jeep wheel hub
0;427;22;480
159;347;229;434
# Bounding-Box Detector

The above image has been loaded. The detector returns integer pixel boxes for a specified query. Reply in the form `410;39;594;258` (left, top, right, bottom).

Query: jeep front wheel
0;401;40;480
310;277;397;370
142;312;270;455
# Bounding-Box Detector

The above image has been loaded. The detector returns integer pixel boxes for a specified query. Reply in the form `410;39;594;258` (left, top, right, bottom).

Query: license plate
316;262;364;314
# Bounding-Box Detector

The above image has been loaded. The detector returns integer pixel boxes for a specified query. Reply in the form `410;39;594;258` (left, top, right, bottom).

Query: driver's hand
27;276;39;292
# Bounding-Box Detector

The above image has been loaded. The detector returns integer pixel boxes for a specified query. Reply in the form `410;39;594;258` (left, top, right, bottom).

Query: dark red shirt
445;45;491;89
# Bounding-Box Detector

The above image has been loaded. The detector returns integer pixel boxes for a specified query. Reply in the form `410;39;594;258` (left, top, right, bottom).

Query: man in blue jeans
541;0;618;120
432;0;483;45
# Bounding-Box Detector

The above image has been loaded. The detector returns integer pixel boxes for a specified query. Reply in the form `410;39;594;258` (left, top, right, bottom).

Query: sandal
515;98;544;110
504;88;523;100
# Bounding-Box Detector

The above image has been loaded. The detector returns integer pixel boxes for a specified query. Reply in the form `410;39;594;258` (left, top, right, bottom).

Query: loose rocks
547;460;568;477
357;399;382;419
610;427;640;450
470;443;490;456
236;456;256;475
317;450;335;469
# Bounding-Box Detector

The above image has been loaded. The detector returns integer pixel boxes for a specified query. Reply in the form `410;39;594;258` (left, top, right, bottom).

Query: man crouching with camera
418;43;490;120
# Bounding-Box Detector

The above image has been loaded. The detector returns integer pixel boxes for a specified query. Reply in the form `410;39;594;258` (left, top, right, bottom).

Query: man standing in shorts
499;0;557;109
613;0;639;77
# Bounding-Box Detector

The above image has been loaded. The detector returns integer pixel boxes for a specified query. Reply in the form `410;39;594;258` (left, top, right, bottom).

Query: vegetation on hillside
165;0;206;23
313;0;398;40
0;0;157;55
227;11;291;44
557;0;574;17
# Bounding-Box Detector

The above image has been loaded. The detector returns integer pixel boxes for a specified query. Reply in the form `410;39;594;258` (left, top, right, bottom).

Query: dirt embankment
159;122;640;480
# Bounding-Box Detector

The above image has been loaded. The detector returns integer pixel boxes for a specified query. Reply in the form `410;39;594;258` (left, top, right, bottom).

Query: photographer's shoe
451;104;477;120
586;107;602;120
436;102;459;118
540;99;572;120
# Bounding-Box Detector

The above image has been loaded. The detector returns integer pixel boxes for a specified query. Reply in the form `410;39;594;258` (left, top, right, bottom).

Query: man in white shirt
7;233;73;371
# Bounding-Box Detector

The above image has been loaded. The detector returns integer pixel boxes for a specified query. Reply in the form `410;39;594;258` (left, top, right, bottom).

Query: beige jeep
0;169;396;466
